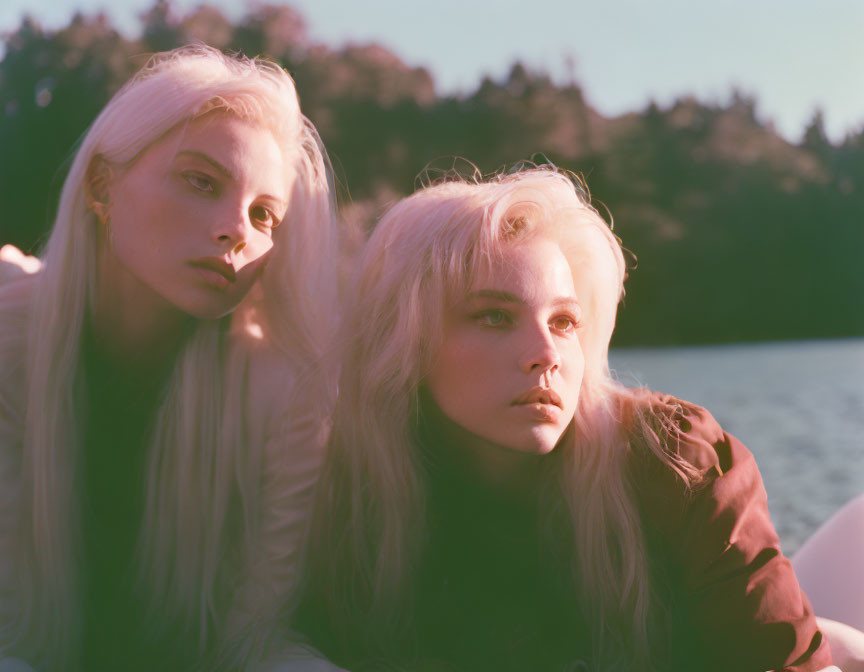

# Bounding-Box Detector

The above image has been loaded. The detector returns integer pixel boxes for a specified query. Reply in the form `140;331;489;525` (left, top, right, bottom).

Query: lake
610;338;864;555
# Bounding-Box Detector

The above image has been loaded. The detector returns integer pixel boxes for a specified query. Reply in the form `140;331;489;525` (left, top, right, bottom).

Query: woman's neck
91;241;194;376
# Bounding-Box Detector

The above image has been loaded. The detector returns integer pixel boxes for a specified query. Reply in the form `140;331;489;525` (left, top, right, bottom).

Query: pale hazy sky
1;0;861;142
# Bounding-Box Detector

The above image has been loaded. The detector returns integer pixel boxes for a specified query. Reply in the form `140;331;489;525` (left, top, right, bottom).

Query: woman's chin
171;291;247;321
502;424;568;456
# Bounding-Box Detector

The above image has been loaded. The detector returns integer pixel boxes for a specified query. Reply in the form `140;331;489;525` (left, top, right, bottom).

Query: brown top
631;393;832;672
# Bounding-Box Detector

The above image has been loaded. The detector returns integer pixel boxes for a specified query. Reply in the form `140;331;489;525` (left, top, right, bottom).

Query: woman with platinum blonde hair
293;167;833;671
0;45;337;670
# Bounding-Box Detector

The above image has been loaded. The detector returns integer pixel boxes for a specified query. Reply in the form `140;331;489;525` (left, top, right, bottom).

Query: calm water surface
610;338;864;555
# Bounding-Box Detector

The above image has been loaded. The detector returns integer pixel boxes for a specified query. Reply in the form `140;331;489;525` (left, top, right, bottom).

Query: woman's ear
86;155;113;225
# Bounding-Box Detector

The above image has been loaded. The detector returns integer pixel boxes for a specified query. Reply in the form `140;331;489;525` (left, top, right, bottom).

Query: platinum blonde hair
303;167;700;670
5;45;336;668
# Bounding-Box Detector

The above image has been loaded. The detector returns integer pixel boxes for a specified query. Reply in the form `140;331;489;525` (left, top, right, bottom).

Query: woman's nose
518;325;561;375
213;209;251;255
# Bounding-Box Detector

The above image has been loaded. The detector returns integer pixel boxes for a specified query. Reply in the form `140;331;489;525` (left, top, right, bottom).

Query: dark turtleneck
78;327;191;672
402;393;590;672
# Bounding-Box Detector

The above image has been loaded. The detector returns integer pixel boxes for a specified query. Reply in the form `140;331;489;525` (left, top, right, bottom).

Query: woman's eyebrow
466;291;581;309
175;150;233;180
466;289;522;303
552;296;581;309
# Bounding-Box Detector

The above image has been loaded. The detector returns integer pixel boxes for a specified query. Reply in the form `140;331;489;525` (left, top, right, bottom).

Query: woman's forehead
465;236;577;300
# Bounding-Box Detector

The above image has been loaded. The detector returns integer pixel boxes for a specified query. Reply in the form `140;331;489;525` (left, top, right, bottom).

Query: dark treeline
1;1;862;346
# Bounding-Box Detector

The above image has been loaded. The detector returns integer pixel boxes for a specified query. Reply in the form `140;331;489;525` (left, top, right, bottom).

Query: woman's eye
250;205;280;229
550;315;579;333
183;172;214;193
476;310;510;327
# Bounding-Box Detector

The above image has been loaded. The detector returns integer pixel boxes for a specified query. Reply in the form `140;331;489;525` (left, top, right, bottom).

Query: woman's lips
189;257;237;289
515;402;562;422
511;386;563;408
511;387;564;422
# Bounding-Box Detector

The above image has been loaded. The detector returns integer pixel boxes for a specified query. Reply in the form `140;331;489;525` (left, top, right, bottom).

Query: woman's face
103;112;289;320
427;235;585;455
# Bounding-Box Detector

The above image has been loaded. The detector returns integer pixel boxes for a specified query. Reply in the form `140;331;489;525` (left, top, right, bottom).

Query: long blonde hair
4;45;336;668
303;167;701;670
